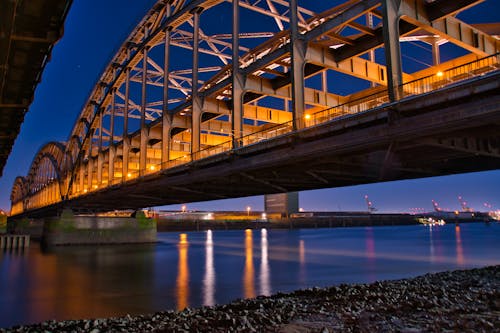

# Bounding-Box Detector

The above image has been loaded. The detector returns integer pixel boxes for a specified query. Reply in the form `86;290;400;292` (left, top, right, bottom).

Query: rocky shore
3;266;499;332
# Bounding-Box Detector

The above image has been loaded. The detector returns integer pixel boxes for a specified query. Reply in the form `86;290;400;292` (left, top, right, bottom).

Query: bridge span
9;0;500;218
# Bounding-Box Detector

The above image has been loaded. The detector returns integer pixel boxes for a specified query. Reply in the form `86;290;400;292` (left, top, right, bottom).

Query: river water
1;223;499;328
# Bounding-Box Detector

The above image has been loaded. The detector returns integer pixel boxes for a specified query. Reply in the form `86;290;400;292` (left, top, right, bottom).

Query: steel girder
10;0;499;214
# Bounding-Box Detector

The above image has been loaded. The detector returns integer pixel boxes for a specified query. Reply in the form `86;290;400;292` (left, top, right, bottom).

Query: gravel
3;265;499;332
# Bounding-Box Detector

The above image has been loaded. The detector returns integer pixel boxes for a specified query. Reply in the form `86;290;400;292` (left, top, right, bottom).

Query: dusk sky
0;0;499;214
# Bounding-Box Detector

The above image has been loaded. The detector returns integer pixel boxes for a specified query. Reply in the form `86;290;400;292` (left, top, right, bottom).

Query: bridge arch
23;142;70;210
10;177;28;215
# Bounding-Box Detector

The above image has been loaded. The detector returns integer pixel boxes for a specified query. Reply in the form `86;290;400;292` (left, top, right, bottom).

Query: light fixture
436;71;444;77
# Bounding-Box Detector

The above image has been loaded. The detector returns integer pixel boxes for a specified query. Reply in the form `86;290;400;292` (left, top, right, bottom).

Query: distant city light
181;205;187;213
246;206;251;215
261;212;267;220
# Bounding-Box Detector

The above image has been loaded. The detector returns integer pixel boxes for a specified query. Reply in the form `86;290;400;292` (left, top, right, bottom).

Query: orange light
179;233;188;244
304;114;311;120
127;173;132;178
93;185;98;189
83;189;88;193
436;71;444;77
149;165;156;171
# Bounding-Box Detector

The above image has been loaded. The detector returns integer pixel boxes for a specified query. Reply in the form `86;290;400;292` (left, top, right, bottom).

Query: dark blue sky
0;0;499;213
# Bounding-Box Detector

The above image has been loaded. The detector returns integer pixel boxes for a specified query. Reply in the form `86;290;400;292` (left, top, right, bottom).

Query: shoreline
157;214;418;232
157;215;491;232
3;265;498;332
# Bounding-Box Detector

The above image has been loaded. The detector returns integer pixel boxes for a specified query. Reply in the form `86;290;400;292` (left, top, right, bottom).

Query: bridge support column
97;107;104;185
431;38;440;65
97;153;104;187
140;33;149;173
162;10;173;165
87;158;93;190
232;0;244;148
382;0;403;102
191;7;203;155
108;146;115;185
41;209;157;246
123;66;131;180
290;0;306;130
108;87;116;184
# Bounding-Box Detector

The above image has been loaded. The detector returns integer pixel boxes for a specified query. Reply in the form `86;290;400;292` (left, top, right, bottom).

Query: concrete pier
0;234;30;249
41;209;157;246
8;209;157;246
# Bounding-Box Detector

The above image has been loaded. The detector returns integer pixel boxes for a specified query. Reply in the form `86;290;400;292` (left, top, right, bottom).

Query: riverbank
158;213;417;231
3;265;498;332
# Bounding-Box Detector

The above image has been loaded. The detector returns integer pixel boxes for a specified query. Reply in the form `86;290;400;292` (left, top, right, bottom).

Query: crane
458;196;473;212
432;199;441;212
364;195;377;213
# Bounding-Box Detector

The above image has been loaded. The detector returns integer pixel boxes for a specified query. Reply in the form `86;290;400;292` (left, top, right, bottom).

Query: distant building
264;192;299;217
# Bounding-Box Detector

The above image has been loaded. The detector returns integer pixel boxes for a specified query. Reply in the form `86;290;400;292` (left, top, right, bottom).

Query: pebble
2;266;499;332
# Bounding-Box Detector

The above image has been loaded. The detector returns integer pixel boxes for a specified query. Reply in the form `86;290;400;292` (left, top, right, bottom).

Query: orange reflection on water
299;240;305;264
455;225;464;265
244;229;255;299
177;233;189;310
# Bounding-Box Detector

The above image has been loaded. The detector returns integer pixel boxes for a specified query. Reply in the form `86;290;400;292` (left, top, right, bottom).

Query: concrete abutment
8;209;157;246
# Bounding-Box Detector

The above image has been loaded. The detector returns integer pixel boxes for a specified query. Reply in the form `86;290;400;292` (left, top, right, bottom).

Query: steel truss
10;0;500;214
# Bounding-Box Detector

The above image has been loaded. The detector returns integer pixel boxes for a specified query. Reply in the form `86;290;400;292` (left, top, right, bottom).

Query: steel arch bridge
10;0;500;216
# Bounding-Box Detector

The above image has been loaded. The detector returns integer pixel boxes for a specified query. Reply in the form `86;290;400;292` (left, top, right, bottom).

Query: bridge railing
304;90;389;127
241;122;294;146
192;140;233;161
402;52;500;97
162;154;191;170
304;52;500;128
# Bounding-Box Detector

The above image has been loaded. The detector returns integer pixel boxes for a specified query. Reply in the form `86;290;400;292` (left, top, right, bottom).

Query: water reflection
455;225;464;265
428;226;445;263
1;224;498;328
203;230;215;306
177;233;189;310
243;229;255;298
299;239;306;283
365;227;376;281
429;226;435;263
259;229;270;296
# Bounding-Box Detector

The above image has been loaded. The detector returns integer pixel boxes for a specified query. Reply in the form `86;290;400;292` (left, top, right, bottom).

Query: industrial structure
8;0;500;221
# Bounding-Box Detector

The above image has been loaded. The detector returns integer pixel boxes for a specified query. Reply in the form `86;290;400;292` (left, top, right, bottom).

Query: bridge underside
25;72;500;215
0;0;72;176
